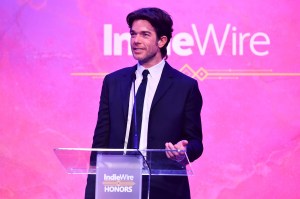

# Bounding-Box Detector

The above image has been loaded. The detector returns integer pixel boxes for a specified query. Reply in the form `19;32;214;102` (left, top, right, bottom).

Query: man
85;7;203;199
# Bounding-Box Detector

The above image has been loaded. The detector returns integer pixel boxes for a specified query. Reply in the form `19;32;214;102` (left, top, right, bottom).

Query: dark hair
126;7;173;59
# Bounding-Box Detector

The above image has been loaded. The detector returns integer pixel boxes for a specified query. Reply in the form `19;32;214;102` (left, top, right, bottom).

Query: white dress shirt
124;59;165;150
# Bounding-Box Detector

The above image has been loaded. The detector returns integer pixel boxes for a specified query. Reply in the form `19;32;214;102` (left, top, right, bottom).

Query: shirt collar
136;59;165;79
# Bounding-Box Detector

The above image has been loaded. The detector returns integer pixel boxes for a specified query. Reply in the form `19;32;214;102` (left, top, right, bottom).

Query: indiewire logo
103;23;271;56
103;174;135;193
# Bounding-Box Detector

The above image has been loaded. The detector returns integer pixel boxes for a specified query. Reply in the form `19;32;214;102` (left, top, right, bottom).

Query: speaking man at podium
85;7;203;199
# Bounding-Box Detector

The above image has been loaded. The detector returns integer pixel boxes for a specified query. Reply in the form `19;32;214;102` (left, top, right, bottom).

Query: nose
132;34;141;44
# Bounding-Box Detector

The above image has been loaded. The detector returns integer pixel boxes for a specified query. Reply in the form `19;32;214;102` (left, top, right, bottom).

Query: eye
142;32;150;37
130;31;137;37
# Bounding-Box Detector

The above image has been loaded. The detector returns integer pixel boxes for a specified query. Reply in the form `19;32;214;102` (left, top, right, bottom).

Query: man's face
130;19;163;68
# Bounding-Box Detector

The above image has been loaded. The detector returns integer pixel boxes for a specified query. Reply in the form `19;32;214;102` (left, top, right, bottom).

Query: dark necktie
128;70;149;149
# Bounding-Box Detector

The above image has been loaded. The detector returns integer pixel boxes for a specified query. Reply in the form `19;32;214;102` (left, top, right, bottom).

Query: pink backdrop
1;0;300;198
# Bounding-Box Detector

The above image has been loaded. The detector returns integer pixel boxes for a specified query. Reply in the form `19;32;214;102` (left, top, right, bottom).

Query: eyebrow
130;29;152;34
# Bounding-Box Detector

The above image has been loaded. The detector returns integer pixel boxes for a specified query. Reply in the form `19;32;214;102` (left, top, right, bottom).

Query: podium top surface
54;148;193;176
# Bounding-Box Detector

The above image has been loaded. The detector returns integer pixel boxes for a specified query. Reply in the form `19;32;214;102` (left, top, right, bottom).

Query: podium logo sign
96;154;142;199
103;174;135;192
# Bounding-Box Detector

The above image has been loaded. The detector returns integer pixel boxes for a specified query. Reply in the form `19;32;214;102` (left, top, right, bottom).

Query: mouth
132;47;144;53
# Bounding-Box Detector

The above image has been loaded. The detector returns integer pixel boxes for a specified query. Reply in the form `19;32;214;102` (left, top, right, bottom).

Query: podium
54;148;193;199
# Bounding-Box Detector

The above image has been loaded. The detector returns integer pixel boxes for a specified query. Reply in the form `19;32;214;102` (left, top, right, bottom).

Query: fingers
181;140;189;147
165;140;189;163
165;140;188;161
165;142;179;159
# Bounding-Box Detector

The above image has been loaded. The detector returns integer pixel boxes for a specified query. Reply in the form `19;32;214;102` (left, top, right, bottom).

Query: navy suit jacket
85;62;203;199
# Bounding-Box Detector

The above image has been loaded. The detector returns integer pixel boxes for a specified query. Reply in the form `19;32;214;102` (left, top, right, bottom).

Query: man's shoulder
106;65;136;78
165;62;197;83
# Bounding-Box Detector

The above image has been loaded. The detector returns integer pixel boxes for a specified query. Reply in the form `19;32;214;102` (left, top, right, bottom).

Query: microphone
131;72;138;149
131;72;136;82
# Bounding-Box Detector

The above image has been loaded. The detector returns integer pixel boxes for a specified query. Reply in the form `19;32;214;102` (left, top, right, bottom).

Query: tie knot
142;70;149;78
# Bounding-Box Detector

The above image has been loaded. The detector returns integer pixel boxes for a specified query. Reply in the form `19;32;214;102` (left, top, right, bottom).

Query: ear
157;36;168;48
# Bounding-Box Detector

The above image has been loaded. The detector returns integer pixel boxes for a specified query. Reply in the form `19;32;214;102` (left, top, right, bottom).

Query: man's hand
165;140;188;162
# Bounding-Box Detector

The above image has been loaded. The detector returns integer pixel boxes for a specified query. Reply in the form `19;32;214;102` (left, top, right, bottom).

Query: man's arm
91;75;111;149
165;80;203;162
85;76;112;199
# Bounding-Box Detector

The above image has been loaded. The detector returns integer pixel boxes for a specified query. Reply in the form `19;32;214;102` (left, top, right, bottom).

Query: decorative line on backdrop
70;72;108;79
70;64;300;81
179;64;300;81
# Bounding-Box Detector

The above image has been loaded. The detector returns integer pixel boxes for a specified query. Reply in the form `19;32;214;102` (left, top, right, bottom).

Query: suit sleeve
85;76;111;199
184;80;203;162
91;75;111;149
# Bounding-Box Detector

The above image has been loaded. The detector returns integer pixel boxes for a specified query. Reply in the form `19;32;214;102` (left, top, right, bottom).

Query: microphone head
131;72;136;81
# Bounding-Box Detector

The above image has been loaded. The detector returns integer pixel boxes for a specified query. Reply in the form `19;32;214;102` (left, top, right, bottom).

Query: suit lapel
151;63;174;110
120;65;137;120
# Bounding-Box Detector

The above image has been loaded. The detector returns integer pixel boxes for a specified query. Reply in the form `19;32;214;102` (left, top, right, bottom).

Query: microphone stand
132;73;138;149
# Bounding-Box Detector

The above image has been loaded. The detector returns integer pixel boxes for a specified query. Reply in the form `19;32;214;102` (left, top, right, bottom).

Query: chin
133;56;144;62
